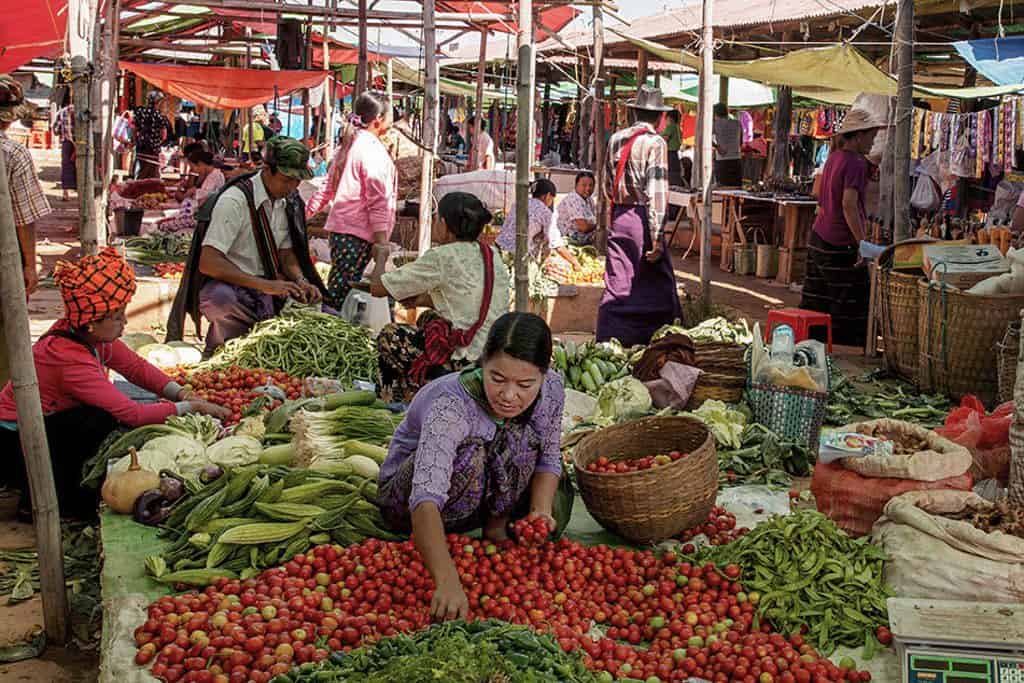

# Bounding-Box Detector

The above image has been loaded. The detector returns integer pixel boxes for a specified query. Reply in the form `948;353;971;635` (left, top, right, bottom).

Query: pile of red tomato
586;450;686;474
171;366;303;425
154;262;185;279
512;516;553;546
677;507;750;552
133;535;873;683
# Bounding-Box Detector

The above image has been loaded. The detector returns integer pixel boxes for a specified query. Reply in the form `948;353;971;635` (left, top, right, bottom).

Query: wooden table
713;190;817;285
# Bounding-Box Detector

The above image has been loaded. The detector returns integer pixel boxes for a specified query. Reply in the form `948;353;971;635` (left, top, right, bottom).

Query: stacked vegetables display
652;317;754;345
203;309;377;387
133;534;873;683
275;620;601;682
693;511;892;656
553;340;633;395
145;463;399;586
124;234;191;265
564;246;605;286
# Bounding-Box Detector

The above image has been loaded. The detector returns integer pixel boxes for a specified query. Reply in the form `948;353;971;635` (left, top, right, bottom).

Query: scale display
905;648;1024;683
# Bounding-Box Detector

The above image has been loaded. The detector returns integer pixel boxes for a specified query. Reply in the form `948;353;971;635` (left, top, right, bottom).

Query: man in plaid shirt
596;86;682;347
0;73;52;385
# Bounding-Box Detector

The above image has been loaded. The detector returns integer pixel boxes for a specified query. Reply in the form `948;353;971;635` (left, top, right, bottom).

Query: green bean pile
204;309;378;384
694;511;892;657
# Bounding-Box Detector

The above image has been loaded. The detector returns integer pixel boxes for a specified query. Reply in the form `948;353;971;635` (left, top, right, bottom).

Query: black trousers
0;405;118;520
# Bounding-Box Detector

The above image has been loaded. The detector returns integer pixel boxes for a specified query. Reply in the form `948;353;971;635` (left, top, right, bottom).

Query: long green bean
202;309;377;384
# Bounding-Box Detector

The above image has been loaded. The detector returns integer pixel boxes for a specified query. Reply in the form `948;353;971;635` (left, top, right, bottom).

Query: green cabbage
594;377;652;422
205;436;263;468
685;399;748;450
110;434;206;476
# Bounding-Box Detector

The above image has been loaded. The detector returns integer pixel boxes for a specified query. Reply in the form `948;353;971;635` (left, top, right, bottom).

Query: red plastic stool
765;308;833;353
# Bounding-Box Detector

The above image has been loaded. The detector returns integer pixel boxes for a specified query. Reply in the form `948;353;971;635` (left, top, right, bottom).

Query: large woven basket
688;372;746;408
688;342;747;408
879;269;923;383
694;342;747;373
997;322;1021;405
572;416;718;544
917;279;1024;407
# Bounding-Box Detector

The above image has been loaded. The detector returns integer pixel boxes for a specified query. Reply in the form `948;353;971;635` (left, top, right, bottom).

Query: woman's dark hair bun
438;191;492;242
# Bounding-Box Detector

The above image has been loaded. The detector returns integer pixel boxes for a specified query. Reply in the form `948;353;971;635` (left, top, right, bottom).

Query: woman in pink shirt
0;249;228;520
307;93;397;309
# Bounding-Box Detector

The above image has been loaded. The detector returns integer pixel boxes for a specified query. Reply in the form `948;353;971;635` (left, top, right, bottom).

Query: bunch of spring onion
290;405;400;469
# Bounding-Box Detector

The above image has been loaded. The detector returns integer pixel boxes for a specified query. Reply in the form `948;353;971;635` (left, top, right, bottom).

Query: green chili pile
271;619;601;683
204;308;378;384
693;511;892;657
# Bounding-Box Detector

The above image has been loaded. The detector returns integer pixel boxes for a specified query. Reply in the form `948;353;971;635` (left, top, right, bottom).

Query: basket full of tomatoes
572;415;718;544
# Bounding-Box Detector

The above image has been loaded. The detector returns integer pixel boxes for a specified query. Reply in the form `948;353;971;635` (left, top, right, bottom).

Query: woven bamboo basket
879;269;923;383
688;372;746;408
997;322;1021;405
688;341;747;407
693;342;747;373
572;416;718;544
917;279;1024;407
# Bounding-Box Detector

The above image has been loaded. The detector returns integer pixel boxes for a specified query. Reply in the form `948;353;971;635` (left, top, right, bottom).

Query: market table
714;189;817;285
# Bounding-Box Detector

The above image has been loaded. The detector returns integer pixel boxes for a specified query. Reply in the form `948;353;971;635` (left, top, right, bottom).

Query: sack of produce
872;490;1024;602
935;396;1014;483
811;460;973;537
837;419;972;481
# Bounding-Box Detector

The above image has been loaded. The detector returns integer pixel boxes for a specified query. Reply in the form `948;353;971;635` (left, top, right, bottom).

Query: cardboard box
923;243;1008;290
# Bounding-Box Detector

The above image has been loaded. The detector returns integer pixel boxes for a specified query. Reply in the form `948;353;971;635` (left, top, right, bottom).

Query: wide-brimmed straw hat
837;108;885;135
627;85;673;113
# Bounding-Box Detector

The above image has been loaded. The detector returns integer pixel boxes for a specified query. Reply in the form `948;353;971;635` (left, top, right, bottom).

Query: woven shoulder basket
572;416;718;544
917;279;1024;407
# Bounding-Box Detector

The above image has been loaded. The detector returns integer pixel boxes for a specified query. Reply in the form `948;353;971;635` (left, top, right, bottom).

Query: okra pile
146;466;403;586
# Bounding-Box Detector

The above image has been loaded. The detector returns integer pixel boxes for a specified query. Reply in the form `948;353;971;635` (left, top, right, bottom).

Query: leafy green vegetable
718;423;815;489
683;399;748;449
827;369;951;428
594;376;652;423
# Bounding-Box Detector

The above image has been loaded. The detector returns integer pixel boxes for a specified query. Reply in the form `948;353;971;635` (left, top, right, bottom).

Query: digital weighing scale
889;599;1024;683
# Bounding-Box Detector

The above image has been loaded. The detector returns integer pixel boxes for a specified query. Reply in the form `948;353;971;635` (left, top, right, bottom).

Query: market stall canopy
437;1;577;42
119;61;330;110
391;58;506;103
611;29;1024;105
953;37;1024;87
0;0;67;73
675;75;776;107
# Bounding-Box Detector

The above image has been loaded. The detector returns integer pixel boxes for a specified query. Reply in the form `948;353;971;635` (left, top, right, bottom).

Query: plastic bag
339;290;391;336
935;395;1014;483
910;175;941;212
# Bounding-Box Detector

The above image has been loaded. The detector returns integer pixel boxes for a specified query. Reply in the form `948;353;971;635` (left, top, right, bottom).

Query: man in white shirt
712;104;743;187
469;116;496;170
166;137;326;353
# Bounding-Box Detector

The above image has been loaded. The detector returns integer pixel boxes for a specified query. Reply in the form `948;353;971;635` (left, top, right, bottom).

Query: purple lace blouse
379;371;565;513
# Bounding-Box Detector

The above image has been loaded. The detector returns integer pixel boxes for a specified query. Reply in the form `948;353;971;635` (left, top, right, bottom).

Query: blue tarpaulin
953;37;1024;86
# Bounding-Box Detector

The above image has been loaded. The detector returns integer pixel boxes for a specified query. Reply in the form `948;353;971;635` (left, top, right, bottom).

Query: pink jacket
0;321;177;427
308;129;397;242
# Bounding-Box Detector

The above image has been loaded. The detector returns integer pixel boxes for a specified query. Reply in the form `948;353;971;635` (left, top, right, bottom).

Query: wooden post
417;0;439;254
323;15;334;158
893;0;914;242
513;0;535;310
96;0;119;242
636;50;648;90
593;2;607;251
771;86;792;180
356;0;369;95
0;153;68;644
69;0;99;255
386;59;394;109
699;0;714;307
471;28;488;170
718;75;729;108
541;81;552;158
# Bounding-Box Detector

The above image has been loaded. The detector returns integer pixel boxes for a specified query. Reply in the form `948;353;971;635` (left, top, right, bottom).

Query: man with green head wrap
166;136;327;354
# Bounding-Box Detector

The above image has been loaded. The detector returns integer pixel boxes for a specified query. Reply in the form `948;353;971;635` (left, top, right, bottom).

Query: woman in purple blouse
378;312;565;622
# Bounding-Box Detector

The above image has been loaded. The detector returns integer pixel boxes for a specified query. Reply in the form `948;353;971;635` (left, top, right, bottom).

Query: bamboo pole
541;81;552;158
97;0;120;238
893;0;914;242
718;75;729;108
471;28;488;171
323;14;334;158
417;0;439;255
592;2;607;252
356;0;368;95
0;152;68;644
386;59;394;109
513;0;535;310
699;0;714;308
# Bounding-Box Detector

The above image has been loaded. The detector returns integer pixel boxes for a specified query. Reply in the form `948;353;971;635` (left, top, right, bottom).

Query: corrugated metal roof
539;0;882;51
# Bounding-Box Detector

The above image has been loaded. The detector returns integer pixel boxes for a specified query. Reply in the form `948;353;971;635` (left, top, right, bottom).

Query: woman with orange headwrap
0;248;229;520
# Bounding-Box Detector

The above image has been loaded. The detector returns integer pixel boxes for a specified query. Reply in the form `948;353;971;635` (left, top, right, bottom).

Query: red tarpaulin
437;1;577;41
120;61;330;110
0;0;67;73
